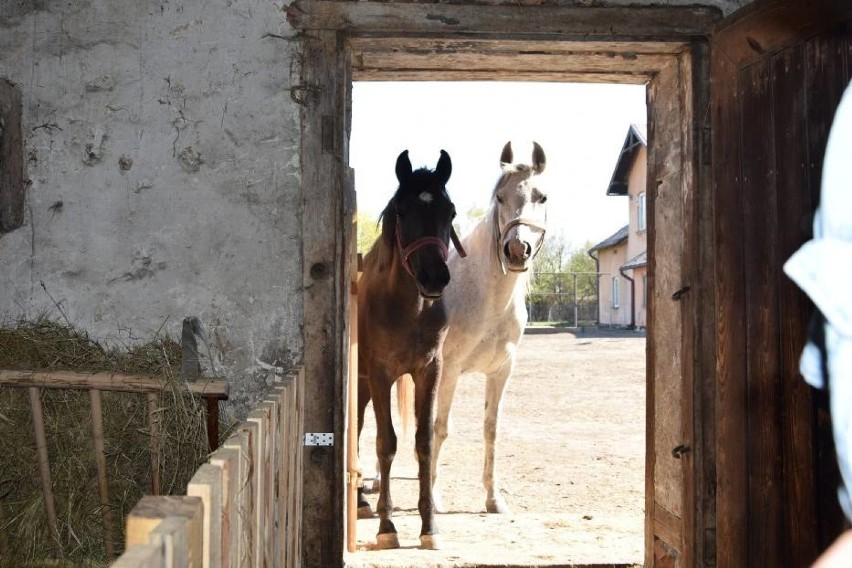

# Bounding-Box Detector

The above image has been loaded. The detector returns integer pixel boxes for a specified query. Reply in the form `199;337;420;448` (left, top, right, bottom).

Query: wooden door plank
739;59;784;568
770;44;821;566
802;28;852;550
711;35;748;568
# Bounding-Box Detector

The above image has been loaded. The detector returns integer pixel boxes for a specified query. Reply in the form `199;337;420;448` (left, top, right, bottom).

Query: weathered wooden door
711;1;852;566
645;40;709;568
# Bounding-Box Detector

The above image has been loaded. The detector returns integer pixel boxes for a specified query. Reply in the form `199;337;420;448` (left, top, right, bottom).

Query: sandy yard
345;330;646;568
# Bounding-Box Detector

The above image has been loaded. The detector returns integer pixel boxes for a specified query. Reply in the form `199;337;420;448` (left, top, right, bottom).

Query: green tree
357;211;382;253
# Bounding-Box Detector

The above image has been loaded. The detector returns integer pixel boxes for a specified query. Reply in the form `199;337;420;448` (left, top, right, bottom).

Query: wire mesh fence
527;272;602;327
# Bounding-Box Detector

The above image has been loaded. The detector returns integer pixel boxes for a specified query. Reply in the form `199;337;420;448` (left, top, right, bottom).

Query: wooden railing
0;368;229;559
110;369;304;568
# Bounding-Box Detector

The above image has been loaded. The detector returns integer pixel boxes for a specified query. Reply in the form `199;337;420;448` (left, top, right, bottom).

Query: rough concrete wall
0;0;302;416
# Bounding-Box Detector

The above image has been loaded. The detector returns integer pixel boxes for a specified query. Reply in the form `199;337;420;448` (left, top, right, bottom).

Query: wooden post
89;389;115;559
208;447;240;567
346;245;360;552
222;429;252;567
149;516;189;568
148;394;161;496
187;464;223;568
109;543;165;568
205;397;219;452
28;387;58;544
125;496;203;568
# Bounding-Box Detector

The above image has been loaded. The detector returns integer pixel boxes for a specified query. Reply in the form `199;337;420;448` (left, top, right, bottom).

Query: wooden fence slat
125;496;203;568
148;394;161;496
276;382;291;568
110;543;165;568
27;387;58;543
150;517;189;568
237;417;261;568
208;447;240;567
222;429;252;567
248;404;275;567
187;464;223;568
90;389;116;559
293;370;305;567
264;387;286;566
260;393;282;565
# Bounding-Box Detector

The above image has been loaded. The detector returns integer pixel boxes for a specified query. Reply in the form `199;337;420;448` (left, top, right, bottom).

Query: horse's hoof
376;532;400;549
486;496;510;514
357;504;374;519
420;534;443;550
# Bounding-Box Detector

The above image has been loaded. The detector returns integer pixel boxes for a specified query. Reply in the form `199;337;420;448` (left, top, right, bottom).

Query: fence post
89;389;115;559
27;387;59;544
187;464;223;568
125;496;203;568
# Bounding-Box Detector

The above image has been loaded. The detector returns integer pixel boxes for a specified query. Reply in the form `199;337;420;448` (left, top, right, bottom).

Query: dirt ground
345;329;646;568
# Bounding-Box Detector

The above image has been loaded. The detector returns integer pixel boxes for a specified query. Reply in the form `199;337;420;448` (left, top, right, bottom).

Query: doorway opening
346;80;648;566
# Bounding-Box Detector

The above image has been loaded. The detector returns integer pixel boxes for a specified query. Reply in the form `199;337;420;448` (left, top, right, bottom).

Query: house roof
606;123;647;196
589;225;628;253
621;250;647;270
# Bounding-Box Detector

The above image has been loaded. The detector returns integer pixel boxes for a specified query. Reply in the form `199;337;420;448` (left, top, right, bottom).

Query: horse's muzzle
504;239;533;271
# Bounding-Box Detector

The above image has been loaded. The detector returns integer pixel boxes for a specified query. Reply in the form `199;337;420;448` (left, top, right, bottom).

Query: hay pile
0;319;223;566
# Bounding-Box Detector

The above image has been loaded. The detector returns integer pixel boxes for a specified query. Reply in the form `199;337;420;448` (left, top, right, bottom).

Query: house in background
589;124;647;329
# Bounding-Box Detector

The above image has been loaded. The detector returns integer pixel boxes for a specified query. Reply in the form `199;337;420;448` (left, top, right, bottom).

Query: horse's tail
397;374;414;437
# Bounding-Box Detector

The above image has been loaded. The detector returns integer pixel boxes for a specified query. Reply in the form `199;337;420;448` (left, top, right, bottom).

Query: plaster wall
0;0;752;418
0;0;302;415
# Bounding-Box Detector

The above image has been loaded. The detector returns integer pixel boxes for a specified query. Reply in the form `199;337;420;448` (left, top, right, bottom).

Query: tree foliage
529;232;600;324
357;211;382;254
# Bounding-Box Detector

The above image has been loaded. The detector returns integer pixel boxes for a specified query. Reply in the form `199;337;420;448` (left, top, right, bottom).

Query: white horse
431;140;548;514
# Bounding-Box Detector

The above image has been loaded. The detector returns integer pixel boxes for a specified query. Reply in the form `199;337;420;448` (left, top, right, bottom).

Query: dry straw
0;318;228;567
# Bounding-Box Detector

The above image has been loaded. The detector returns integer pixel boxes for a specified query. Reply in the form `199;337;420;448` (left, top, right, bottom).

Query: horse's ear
436;150;452;185
396;150;412;182
500;141;513;166
532;141;546;174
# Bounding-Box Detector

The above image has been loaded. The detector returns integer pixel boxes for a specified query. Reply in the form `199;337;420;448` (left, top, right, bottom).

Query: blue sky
350;81;646;249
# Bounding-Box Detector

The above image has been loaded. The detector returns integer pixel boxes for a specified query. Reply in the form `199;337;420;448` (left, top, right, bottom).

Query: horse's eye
540;195;548;204
496;195;504;204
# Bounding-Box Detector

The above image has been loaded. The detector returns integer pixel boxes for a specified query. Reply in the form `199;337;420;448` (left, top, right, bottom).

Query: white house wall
0;0;302;415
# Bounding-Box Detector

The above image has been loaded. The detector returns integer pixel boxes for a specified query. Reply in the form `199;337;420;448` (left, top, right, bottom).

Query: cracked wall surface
0;0;751;418
0;0;302;416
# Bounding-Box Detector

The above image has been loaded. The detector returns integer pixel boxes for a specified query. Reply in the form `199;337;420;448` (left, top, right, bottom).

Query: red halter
395;217;467;280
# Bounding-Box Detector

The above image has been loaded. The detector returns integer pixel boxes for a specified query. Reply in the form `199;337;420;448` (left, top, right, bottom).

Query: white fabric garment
784;79;852;522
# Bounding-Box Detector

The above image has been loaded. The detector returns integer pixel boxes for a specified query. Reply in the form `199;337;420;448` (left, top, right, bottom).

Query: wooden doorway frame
288;3;720;565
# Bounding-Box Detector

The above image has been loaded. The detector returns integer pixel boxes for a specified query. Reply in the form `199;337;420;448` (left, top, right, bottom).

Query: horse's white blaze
419;191;434;203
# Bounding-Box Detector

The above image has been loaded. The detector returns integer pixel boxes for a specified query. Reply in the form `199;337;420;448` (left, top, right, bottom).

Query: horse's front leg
370;377;400;549
356;371;374;519
431;362;461;513
484;358;514;514
414;363;442;549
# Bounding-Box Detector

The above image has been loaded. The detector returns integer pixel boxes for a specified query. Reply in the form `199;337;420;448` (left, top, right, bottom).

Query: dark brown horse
357;149;464;550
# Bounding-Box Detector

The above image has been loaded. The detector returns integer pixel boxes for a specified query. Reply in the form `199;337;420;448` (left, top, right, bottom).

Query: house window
612;276;620;309
637;192;646;232
0;79;24;233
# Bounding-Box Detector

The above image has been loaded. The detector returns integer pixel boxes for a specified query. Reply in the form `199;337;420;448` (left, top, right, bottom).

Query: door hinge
304;432;334;446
